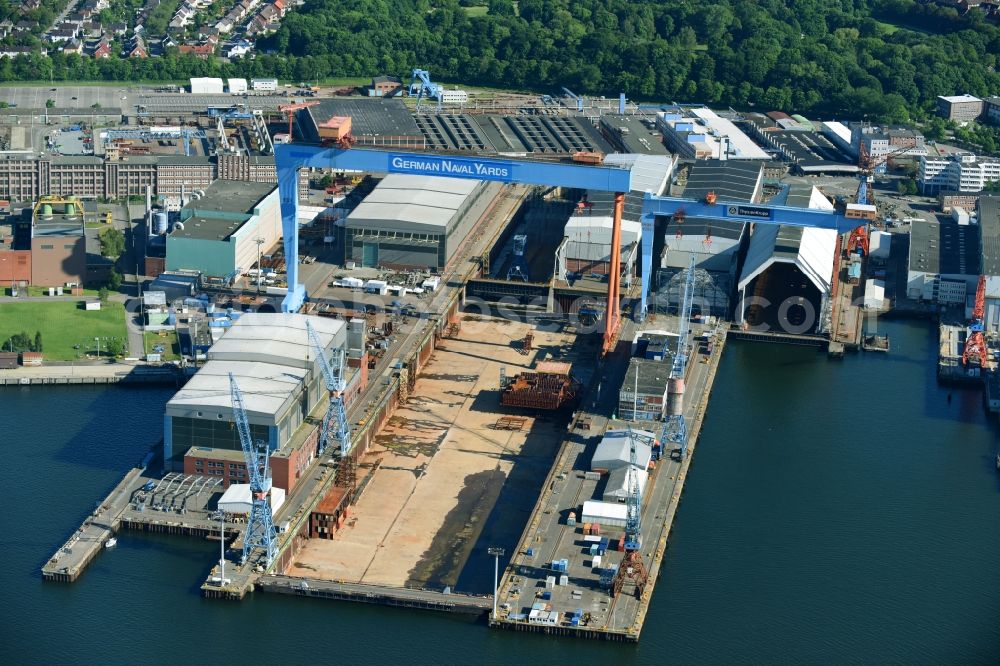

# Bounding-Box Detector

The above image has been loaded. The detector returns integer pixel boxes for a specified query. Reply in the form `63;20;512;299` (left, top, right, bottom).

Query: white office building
920;153;1000;194
251;78;278;92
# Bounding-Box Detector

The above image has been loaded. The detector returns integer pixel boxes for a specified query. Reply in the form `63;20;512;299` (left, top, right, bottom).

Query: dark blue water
4;319;999;662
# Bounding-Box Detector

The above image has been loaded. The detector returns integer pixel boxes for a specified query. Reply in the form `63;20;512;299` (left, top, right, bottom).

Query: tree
98;227;125;258
98;286;109;303
107;269;122;290
45;99;55;108
896;179;907;195
105;338;126;357
34;331;42;353
4;331;34;352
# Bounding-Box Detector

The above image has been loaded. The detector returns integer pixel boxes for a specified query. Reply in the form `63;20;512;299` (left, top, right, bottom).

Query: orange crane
963;275;988;368
278;101;319;140
848;142;912;256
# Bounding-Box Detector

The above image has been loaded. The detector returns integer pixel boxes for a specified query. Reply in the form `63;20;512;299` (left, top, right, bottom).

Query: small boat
104;537;118;549
996;453;1000;471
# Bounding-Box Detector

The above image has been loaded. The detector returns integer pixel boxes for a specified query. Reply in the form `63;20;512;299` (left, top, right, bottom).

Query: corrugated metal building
344;174;491;270
581;500;628;528
164;313;347;474
166;180;280;278
555;154;672;283
906;216;980;303
978;198;1000;333
603;466;648;502
736;185;837;333
591;429;654;472
660;160;763;273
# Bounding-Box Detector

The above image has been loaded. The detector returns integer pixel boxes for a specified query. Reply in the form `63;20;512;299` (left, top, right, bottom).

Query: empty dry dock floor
291;315;595;589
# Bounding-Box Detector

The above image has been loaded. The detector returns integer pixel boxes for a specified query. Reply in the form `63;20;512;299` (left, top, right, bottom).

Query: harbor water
4;318;999;662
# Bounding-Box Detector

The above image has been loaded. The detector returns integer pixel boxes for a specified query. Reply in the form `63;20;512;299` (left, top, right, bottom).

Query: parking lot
0;85;133;110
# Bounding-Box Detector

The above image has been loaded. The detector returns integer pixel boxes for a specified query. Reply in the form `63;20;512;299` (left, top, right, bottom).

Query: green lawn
0;301;127;361
462;5;489;16
144;330;180;361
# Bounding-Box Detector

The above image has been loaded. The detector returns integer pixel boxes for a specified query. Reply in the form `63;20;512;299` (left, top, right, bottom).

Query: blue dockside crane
229;373;277;566
610;426;650;598
659;255;696;460
306;321;351;457
409;68;442;113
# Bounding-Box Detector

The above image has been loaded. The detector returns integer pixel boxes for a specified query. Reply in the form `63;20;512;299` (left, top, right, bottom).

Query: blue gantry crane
610;426;649;598
409;68;443;113
229;372;277;566
659;255;696;461
306;321;351;457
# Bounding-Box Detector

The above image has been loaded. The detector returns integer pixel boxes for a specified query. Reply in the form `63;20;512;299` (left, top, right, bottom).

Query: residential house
0;46;34;58
124;36;148;58
225;40;251;58
80;22;104;38
216;17;235;33
14;21;38;33
108;23;128;37
170;5;195;30
48;27;79;43
91;40;113;59
162;34;178;49
23;0;41;10
0;19;14;38
178;43;214;59
62;39;84;55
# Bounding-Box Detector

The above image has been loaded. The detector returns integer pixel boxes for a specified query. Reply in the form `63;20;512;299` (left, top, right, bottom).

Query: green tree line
0;0;997;122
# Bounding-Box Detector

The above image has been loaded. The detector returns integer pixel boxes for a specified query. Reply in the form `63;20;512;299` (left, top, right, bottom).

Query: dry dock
288;314;597;591
490;327;727;641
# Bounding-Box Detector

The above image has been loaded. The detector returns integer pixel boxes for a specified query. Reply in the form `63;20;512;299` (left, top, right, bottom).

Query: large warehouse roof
683;160;763;203
603;153;673;194
979;197;1000;277
688;108;770;160
167;360;307;420
173;181;276;242
301;98;422;141
908;217;981;277
209;312;344;369
346;174;480;233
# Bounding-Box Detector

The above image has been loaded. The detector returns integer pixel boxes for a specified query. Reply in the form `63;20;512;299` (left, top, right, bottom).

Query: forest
259;0;1000;120
1;0;998;121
